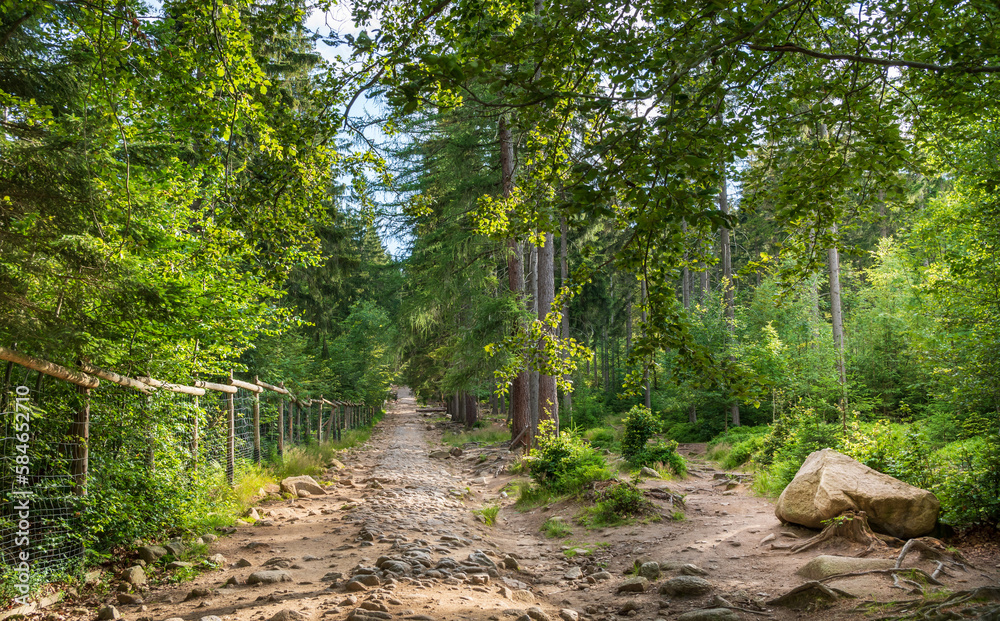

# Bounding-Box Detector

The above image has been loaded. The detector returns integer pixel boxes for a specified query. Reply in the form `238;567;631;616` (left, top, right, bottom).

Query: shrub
472;504;500;526
583;481;657;526
621;405;658;460
583;426;617;450
933;434;1000;528
526;420;612;494
541;517;572;538
638;440;688;476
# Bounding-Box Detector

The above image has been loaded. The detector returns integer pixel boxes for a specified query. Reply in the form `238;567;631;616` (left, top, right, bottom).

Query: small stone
164;541;185;557
115;593;143;605
137;546;168;564
298;490;312;498
558;610;579;621
234;558;252;568
166;561;193;570
247;570;293;585
512;589;535;603
563;567;582;580
208;554;226;565
449;447;463;457
246;507;261;520
617;602;640;615
616;577;649;593
202;533;218;543
658;576;712;597
121;566;146;586
501;556;520;570
640;467;660;478
346;580;368;592
184;588;213;601
591;571;612;581
638;562;661;580
680;564;708;576
526;607;551;621
200;616;223;621
339;596;358;606
429;451;451;459
97;606;120;620
225;576;244;586
267;610;307;621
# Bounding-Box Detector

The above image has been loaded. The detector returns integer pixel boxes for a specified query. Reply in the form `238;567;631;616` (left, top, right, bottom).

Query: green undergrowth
578;480;659;528
541;517;572;538
442;425;509;447
706;409;1000;530
472;503;500;526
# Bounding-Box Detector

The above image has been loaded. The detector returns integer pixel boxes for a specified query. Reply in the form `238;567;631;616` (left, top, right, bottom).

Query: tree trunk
641;280;651;409
539;232;558;428
501;115;530;449
71;386;90;496
465;393;478;428
829;230;848;424
682;219;691;310
720;167;740;427
560;217;572;420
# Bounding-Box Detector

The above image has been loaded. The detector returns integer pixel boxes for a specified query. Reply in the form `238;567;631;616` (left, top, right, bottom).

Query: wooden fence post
227;370;235;485
278;382;285;457
71;385;89;496
317;397;323;444
296;401;301;444
253;375;261;464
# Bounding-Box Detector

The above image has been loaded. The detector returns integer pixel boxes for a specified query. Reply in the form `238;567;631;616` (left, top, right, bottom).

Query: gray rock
208;554;226;565
526;608;551;621
558;610;579;621
97;606;120;620
429;451;451;459
796;555;895;580
202;533;218;543
563;567;582;580
638;562;661;580
184;588;212;601
355;574;380;587
200;616;223;621
591;571;612;581
501;556;520;570
234;558;252;568
680;564;708;576
468;551;498;569
640;467;660;478
247;570;293;585
121;566;146;586
164;541;185;557
267;610;307;621
511;589;535;603
115;593;143;605
345;580;368;592
321;572;344;582
675;609;739;621
280;475;326;497
166;561;193;570
137;546;168;564
616;577;649;593
659;576;712;596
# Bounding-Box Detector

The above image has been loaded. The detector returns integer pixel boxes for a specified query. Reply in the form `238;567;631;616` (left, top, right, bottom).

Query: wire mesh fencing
0;353;380;591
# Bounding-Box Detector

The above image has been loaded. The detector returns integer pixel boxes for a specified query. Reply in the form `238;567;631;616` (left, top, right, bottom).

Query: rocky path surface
75;391;1000;621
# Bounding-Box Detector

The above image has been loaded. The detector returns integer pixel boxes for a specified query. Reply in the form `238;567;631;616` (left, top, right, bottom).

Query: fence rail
0;347;379;586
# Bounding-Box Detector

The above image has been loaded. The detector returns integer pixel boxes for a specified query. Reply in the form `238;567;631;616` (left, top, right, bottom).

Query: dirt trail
80;391;999;621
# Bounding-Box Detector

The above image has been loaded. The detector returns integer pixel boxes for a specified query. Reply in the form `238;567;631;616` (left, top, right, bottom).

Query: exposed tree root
895;536;974;576
870;586;1000;620
790;510;893;555
817;568;944;587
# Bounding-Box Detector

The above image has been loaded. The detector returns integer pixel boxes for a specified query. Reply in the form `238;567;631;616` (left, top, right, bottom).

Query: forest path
119;395;1000;621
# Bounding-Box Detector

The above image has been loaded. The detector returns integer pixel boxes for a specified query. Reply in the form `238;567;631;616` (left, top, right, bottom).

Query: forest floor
50;391;1000;621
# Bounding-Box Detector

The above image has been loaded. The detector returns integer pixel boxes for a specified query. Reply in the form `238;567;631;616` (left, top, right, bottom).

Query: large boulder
280;475;326;497
775;448;939;538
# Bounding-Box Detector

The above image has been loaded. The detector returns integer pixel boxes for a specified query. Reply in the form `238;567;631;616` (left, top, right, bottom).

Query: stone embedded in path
796;555;896;580
638;561;661;580
267;610;308;621
247;570;293;585
659;576;712;596
675;609;739;621
429;450;451;459
96;605;120;620
559;610;579;621
115;593;142;605
345;580;368;592
184;587;212;601
563;567;583;580
617;577;649;593
775;448;939;538
526;607;551;621
280;475;326;497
